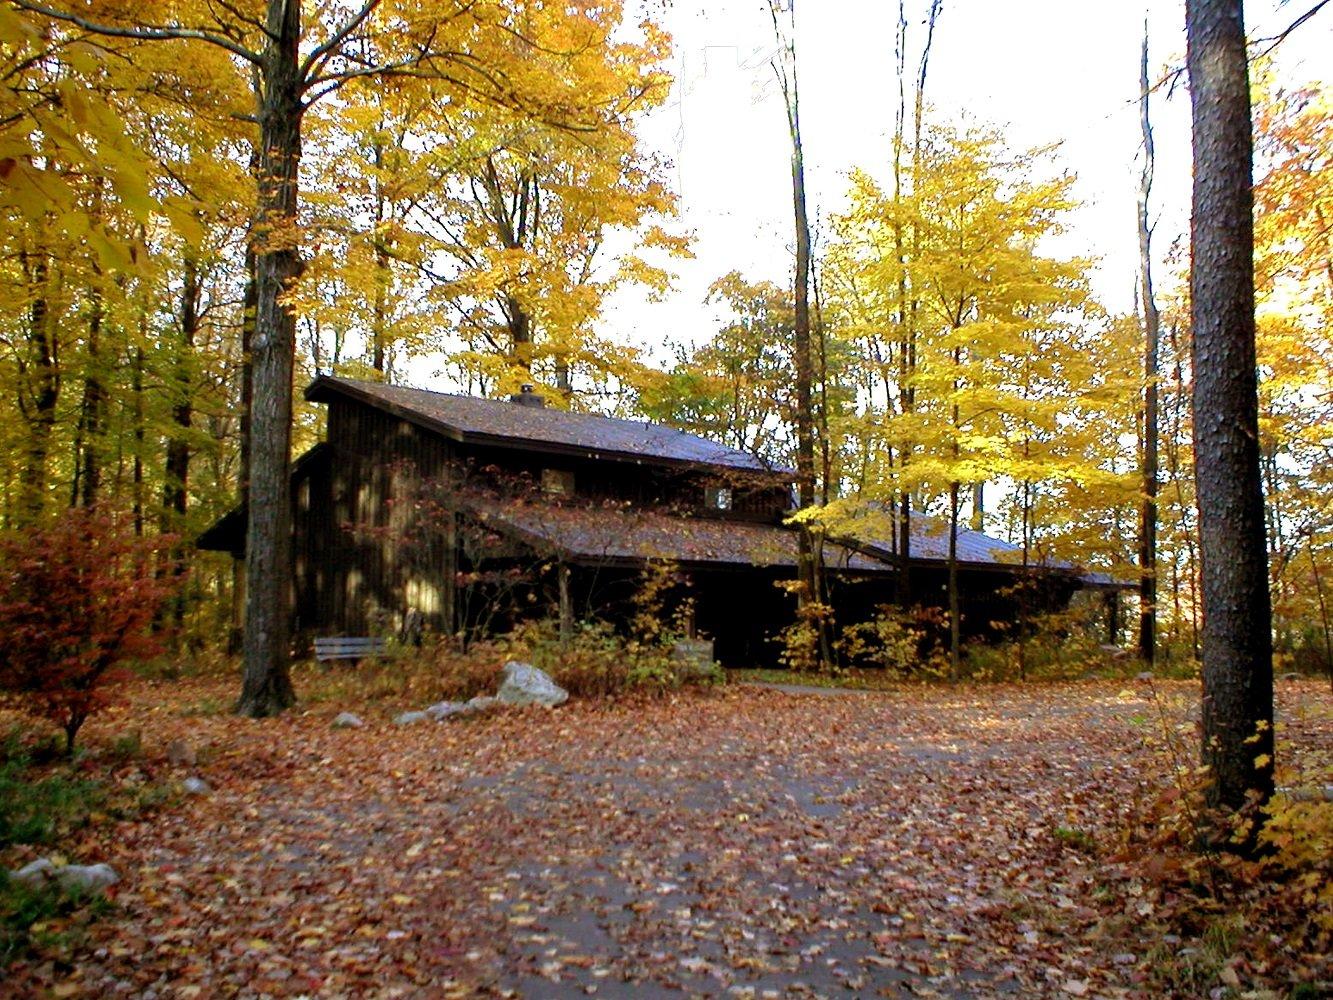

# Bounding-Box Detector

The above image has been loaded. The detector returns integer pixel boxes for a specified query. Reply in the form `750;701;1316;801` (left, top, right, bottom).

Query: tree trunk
947;481;961;681
372;137;389;374
162;253;199;631
237;0;303;717
132;345;145;537
1138;24;1160;666
163;253;198;526
20;251;57;523
75;283;105;508
1186;0;1274;840
771;0;825;669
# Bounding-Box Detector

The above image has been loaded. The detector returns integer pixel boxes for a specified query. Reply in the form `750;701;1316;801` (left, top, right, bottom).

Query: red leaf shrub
0;510;178;752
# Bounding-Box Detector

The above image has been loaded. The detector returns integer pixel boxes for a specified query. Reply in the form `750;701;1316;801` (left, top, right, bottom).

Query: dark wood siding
294;399;456;637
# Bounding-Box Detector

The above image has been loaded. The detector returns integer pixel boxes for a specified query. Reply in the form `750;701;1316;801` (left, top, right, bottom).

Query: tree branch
9;0;261;65
298;0;383;85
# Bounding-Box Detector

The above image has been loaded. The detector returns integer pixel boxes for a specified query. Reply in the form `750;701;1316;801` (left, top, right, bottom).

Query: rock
182;777;210;795
1279;783;1333;802
1098;644;1130;661
166;739;196;767
1135;671;1154;682
426;695;499;721
1278;672;1300;682
496;661;568;707
425;700;467;721
394;710;429;725
331;712;364;729
12;858;119;894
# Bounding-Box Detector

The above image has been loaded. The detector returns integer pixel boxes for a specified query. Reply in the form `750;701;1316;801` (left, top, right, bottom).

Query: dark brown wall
295;399;456;637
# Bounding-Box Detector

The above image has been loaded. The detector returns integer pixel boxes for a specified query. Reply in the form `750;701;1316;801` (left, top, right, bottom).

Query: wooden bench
313;636;387;663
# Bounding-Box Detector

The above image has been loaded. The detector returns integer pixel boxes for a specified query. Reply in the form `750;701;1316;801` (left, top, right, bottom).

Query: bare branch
1251;0;1331;59
298;0;383;85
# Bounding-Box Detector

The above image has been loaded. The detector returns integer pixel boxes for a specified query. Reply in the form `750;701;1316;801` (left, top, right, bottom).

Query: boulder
394;710;429;726
12;858;119;894
496;662;568;707
166;739;196;767
331;712;364;729
182;777;210;795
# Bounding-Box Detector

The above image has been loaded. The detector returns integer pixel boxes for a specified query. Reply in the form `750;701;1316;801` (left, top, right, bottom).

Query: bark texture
237;0;302;717
1186;0;1274;829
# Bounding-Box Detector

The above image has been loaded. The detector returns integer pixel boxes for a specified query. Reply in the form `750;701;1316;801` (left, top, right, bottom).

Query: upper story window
541;468;575;496
704;485;733;511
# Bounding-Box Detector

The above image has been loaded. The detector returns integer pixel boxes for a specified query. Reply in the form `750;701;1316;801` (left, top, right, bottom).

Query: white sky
600;0;1331;363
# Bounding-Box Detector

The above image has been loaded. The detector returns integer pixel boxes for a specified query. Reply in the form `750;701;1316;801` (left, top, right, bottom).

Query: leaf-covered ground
4;676;1330;998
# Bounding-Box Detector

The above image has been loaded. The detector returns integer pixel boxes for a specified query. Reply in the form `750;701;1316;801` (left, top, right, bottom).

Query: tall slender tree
769;0;829;669
1137;24;1160;666
1185;0;1274;841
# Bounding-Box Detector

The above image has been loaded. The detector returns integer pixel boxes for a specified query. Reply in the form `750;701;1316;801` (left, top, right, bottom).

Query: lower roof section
473;500;892;573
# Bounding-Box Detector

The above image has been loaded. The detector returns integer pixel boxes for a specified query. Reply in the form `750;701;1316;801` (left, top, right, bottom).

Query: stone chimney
509;383;546;408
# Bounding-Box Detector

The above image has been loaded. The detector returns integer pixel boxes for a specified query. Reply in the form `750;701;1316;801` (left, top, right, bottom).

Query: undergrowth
1116;683;1332;995
298;617;724;709
0;874;112;966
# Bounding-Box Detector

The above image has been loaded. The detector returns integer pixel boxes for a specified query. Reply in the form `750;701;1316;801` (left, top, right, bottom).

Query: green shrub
0;756;104;849
0;872;111;965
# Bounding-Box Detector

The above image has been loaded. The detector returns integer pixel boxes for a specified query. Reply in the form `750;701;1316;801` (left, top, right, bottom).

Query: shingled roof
827;505;1123;587
472;499;893;572
306;376;790;476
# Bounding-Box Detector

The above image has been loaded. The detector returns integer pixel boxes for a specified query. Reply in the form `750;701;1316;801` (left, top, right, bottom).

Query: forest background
1;0;1330;679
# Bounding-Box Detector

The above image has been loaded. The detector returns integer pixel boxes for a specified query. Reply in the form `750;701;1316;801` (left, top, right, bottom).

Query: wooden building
200;376;1116;665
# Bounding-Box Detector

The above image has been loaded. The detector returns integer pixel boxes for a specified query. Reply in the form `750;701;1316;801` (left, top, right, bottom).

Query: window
541;468;575;496
704;486;732;511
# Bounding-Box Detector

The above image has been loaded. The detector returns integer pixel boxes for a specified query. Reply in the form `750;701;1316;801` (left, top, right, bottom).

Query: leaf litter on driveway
4;677;1328;998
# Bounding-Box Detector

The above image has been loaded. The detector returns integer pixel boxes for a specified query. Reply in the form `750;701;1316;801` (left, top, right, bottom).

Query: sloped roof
830;506;1123;587
472;499;893;573
306;376;789;477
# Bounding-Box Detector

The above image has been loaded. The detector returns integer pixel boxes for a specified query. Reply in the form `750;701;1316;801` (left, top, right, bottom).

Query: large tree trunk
1186;0;1274;840
1138;25;1160;666
237;0;302;717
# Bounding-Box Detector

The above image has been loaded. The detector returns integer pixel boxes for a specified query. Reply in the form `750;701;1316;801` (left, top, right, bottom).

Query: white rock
331;712;364;729
394;711;429;725
12;858;119;894
496;662;568;707
182;777;210;795
466;695;499;713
